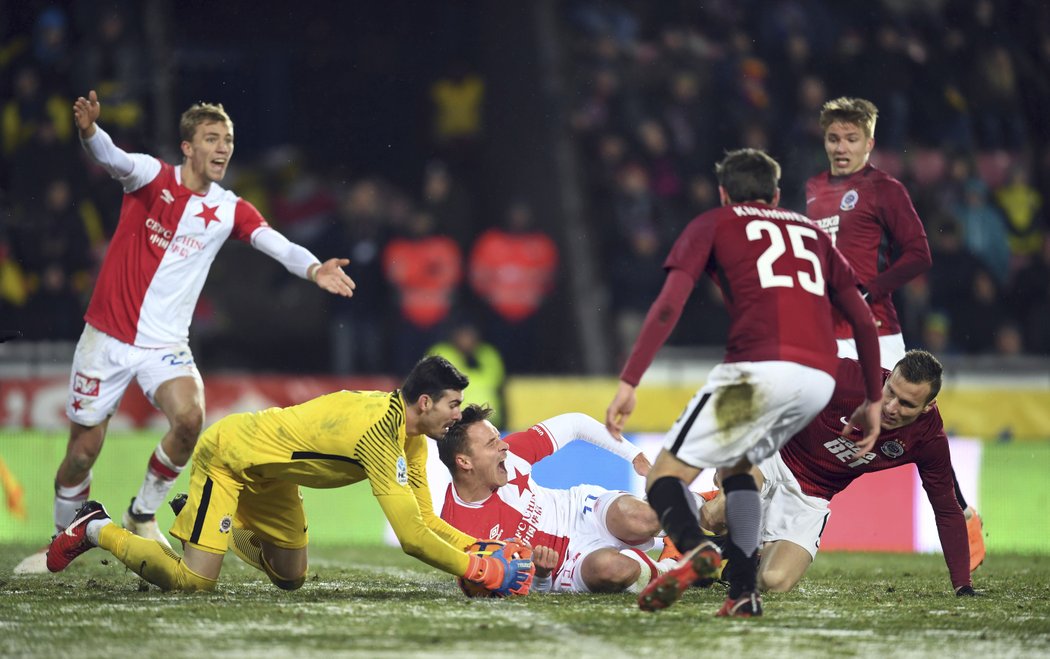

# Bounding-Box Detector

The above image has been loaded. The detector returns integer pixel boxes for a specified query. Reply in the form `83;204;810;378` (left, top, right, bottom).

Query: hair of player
894;349;943;403
819;97;879;139
401;355;469;406
437;403;494;473
715;148;780;204
179;102;233;143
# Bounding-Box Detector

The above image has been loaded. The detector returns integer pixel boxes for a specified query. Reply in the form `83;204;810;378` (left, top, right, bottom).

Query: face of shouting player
824;120;873;176
181;119;233;193
880;369;935;430
463;420;510;490
417;389;465;439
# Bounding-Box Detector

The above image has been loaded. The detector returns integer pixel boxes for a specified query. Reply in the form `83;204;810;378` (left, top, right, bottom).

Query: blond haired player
807;97;983;569
15;90;356;573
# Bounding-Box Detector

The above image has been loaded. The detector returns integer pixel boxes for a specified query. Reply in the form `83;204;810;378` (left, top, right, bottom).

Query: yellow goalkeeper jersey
200;389;476;576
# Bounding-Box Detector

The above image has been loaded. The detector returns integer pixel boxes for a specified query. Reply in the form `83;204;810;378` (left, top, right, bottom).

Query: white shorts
66;324;203;426
550;487;655;593
836;333;905;372
662;361;835;469
756;451;831;559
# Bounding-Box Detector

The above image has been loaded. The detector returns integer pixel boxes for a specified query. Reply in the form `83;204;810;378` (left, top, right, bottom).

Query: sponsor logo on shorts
219;514;233;534
840;189;859;211
880;440;905;458
396;456;408;486
73;373;100;397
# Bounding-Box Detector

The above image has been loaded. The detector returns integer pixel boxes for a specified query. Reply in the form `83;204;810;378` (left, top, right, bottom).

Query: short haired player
807;97;983;569
606;148;884;617
15;90;357;573
440;403;697;594
701;351;976;596
46;356;534;597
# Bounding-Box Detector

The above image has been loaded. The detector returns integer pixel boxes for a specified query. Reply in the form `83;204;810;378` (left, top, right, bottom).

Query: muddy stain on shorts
714;381;756;445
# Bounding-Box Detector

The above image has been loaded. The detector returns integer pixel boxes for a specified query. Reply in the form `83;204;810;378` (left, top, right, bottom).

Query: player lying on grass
699;350;975;596
439;403;695;593
45;356;534;596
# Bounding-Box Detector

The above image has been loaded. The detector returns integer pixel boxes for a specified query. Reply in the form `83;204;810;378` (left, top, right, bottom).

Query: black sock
647;476;704;553
952;468;969;510
722;472;761;598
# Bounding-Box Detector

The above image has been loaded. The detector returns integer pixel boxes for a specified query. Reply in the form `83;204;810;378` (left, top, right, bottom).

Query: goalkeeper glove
463;547;534;596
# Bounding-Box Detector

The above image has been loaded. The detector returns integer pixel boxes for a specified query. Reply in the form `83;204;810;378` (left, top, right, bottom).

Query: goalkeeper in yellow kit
45;356;534;596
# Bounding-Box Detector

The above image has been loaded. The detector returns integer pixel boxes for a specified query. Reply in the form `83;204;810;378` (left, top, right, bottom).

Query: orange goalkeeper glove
463;547;534;596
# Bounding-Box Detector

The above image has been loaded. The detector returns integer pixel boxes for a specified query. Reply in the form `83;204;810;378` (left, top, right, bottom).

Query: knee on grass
757;566;800;593
262;554;306;591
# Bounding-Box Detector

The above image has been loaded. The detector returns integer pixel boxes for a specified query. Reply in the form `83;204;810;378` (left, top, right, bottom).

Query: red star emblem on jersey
71;398;83;412
196;203;220;228
508;470;531;496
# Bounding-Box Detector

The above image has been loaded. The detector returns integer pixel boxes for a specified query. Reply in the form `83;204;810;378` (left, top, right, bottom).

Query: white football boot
12;547;50;574
122;498;173;549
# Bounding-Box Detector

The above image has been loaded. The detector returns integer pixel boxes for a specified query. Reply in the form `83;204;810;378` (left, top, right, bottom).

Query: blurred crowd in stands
1;0;1048;376
566;0;1050;362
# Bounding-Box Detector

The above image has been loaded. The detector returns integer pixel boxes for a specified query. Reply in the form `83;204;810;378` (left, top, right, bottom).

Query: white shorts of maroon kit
66;324;203;426
836;333;905;372
550;487;655;593
755;450;831;559
662;360;835;469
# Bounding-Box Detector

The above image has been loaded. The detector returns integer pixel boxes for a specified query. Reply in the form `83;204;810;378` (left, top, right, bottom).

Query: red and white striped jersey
440;413;639;574
84;154;268;347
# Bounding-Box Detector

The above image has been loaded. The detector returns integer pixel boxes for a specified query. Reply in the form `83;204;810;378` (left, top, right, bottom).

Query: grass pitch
2;544;1048;658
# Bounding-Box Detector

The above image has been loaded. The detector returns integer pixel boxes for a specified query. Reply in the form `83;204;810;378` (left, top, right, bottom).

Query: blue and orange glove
462;541;534;597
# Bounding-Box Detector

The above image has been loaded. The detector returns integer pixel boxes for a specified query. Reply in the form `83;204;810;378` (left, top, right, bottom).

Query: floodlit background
1;1;1048;554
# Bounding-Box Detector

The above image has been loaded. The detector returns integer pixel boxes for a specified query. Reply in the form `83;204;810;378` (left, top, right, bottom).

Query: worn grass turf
2;544;1048;658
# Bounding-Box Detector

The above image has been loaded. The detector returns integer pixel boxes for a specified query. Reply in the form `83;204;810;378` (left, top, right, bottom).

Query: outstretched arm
607;267;693;435
251;227;356;297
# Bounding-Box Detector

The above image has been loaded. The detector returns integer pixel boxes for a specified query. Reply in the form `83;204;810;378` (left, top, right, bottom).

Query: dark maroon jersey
805;164;931;339
780;358;970;588
664;202;861;377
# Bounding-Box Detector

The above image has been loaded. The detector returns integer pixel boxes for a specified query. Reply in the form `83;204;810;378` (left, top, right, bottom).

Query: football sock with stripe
54;473;91;533
132;445;185;515
646;476;705;553
98;523;216;592
722;472;761;598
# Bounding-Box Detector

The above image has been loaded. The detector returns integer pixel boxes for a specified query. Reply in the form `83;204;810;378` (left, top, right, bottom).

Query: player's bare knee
170;407;204;448
612;497;662;540
582;549;636;592
65;443;102;473
758;567;798;593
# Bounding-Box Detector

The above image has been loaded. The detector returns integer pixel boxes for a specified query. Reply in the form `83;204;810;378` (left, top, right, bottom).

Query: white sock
132;445;184;515
621;548;657;594
655;556;679;573
86;519;111;546
54;473;92;532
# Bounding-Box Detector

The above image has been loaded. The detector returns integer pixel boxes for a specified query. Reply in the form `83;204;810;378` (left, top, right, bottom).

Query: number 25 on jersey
746;220;825;295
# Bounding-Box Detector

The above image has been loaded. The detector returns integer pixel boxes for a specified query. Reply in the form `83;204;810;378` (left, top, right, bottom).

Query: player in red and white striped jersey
606;148;884;617
701;351;974;596
439;404;685;594
14;91;356;574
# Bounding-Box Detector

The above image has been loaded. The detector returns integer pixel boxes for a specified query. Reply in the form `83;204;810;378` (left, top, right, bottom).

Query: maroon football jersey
805;164;931;339
780;358;969;587
664;202;861;377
